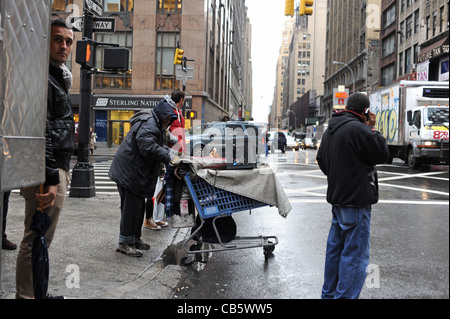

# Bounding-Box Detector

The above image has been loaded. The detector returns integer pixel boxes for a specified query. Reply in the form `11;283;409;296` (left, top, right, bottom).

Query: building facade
270;0;327;132
416;0;449;82
51;0;252;148
270;18;295;130
322;0;381;119
282;0;327;131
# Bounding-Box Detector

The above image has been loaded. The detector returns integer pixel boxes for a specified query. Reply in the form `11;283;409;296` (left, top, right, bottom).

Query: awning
418;36;449;63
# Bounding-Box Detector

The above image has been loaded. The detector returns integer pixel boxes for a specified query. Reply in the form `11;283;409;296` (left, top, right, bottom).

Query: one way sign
70;17;116;34
93;17;116;33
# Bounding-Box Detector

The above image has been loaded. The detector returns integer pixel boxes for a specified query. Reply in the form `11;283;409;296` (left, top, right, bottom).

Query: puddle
162;239;214;299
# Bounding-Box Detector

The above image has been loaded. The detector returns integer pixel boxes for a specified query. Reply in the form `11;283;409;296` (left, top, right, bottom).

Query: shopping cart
182;171;278;257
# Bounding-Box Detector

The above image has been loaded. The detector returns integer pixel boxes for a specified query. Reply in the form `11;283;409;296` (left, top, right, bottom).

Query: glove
167;131;179;144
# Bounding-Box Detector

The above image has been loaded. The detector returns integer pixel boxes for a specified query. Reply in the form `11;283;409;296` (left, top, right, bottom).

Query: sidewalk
1;189;190;299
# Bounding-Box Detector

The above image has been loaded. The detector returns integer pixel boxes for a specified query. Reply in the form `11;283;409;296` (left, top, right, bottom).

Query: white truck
369;81;449;168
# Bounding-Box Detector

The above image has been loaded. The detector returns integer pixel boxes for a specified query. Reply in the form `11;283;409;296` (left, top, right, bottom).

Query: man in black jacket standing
16;19;75;299
316;93;388;299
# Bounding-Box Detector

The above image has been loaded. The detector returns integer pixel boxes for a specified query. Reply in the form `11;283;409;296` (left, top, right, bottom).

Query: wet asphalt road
170;150;449;299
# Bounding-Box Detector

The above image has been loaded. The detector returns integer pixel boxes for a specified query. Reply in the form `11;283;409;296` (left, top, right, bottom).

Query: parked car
185;121;260;167
286;135;300;150
300;137;318;150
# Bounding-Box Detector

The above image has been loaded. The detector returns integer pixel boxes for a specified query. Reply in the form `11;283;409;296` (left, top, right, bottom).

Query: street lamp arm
333;61;355;93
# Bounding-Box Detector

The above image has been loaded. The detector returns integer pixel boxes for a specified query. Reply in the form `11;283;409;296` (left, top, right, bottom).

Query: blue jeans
321;205;371;299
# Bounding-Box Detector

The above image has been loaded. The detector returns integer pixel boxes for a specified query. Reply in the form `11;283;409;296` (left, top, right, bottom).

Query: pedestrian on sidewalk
89;127;96;156
15;19;75;299
109;100;179;257
316;93;388;299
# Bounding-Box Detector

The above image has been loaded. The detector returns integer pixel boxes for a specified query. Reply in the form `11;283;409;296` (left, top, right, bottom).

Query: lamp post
286;109;297;130
333;60;355;93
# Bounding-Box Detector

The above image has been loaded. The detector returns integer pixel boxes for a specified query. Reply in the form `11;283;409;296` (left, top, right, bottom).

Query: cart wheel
263;245;275;256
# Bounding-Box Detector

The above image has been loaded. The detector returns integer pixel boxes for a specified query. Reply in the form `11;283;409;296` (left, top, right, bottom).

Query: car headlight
418;141;437;148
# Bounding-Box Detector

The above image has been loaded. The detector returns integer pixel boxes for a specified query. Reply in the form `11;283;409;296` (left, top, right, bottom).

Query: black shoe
134;237;150;250
2;237;17;250
45;294;65;299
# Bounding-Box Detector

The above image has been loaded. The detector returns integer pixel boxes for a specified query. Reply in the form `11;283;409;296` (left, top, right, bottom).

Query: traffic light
75;39;96;68
174;47;184;65
103;47;130;71
299;0;314;15
285;0;294;16
186;110;197;119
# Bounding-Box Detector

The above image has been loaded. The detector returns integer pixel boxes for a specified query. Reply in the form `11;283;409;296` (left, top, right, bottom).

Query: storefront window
103;0;134;12
52;0;73;12
157;0;182;14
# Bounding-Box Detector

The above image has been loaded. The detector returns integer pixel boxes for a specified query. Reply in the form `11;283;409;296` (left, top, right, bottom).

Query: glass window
383;5;396;29
52;0;73;12
381;64;395;86
103;0;134;12
94;32;132;89
406;15;413;38
405;48;412;74
382;35;395;58
155;32;180;90
414;10;420;34
157;0;182;14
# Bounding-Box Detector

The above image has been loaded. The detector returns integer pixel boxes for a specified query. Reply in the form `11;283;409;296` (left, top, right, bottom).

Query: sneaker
144;218;161;230
134;237;150;250
155;220;169;227
116;244;143;257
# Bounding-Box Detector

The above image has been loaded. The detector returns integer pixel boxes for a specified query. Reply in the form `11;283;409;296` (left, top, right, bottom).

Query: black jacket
316;110;388;207
45;64;75;186
108;101;177;198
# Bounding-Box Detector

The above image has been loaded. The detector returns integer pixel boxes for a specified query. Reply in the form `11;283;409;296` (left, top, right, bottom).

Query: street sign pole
69;8;96;197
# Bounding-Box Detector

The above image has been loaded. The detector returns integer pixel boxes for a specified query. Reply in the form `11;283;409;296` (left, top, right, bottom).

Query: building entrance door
108;120;131;147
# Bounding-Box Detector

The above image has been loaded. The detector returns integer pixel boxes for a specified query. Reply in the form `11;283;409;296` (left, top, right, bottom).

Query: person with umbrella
15;19;75;299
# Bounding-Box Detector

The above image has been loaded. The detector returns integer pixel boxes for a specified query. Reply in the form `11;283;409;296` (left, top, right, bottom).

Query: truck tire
407;148;419;169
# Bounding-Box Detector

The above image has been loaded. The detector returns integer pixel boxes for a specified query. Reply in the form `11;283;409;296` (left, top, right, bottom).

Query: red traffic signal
75;39;96;68
186;110;197;119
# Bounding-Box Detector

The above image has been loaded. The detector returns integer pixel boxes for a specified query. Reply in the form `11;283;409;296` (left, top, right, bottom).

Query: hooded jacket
161;95;186;154
108;102;177;198
316;110;388;207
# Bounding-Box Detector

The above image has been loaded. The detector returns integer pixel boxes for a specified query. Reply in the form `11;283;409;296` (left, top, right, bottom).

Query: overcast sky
246;0;288;122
